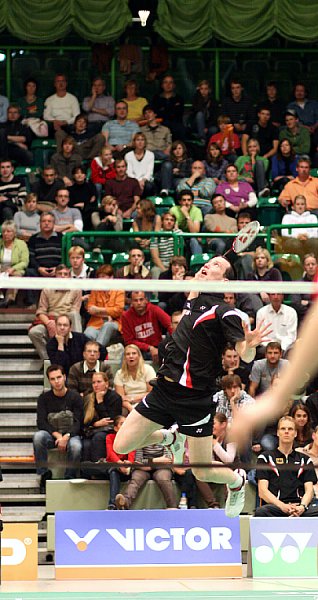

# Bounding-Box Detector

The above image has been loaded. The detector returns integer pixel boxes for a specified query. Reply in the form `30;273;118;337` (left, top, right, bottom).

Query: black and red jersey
158;293;245;392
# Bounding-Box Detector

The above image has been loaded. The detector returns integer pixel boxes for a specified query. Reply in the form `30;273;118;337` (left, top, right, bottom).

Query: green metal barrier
62;230;185;265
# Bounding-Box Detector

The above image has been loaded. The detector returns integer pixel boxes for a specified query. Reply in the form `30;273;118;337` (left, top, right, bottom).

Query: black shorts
135;377;214;437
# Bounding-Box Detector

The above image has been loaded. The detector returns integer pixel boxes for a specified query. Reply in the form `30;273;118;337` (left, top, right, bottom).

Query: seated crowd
1;71;318;514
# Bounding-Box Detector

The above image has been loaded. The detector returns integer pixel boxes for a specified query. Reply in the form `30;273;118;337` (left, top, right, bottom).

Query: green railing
266;223;318;252
3;44;318;101
62;230;185;265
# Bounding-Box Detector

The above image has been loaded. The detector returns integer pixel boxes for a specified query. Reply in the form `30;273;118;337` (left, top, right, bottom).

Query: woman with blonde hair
122;79;148;123
0;220;29;307
114;344;156;414
125;132;155;196
83;371;122;463
246;246;282;310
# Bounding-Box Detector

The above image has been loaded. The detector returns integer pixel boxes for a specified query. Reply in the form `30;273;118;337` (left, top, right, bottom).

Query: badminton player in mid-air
114;253;271;517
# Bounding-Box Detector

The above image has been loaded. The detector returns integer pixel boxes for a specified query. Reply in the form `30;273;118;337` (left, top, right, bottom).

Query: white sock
161;429;174;445
229;473;243;490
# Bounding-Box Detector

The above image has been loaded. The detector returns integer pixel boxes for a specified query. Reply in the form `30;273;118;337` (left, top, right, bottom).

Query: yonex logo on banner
64;529;100;551
255;532;312;564
250;517;318;578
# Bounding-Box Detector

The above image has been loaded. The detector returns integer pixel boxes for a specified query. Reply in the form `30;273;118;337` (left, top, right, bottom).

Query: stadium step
0;335;34;346
0;359;43;371
0;385;43;398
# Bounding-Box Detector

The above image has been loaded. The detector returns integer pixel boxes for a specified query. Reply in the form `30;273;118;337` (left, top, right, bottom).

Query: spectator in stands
170;190;203;255
0;91;9;122
106;415;136;510
191;79;217;143
83;372;122;464
122;79;148;123
125;132;155;197
28;264;82;359
306;394;318;429
84;264;125;349
0;159;27;223
0;219;29;308
213;374;255;422
176;160;216;216
132;198;161;249
114;343;156;413
0;104;33;166
255;415;317;517
256;293;298;356
246;247;283;312
14;192;40;241
278;157;318;214
68;340;113;397
68;165;97;230
203;142;228;184
102;101;139;156
260;81;285;128
241;105;279;161
209;115;241;163
55;113;105;161
287;82;318;132
43;73;80;132
152;74;185;140
47;314;94;375
104;158;141;218
215;164;257;217
159;266;191;316
82;77;115;127
290;401;313;448
297;426;318;497
90;145;116;201
140;104;172;160
31;165;64;211
34;364;83;492
271;138;298;194
17;77;44;119
281;194;318;255
50;136;82;187
222;291;253;329
159;140;192;197
150;212;182;279
204;193;237;254
216;342;251;391
115;442;177;510
116;247;151;282
290;253;317;322
220;79;255;134
279;110;311;156
52;188;83;234
93;195;124;251
26;211;62;306
121;290;172;363
249;341;288;396
68;245;95;285
235;138;270;197
158;309;183;365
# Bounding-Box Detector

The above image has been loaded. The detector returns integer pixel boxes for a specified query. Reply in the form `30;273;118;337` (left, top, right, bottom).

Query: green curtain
155;0;318;47
0;0;132;43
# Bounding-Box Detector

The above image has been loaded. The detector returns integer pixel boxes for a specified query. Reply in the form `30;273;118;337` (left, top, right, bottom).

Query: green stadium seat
257;195;283;227
190;252;215;272
31;139;57;169
111;252;129;269
148;195;175;215
14;166;40;191
310;168;318;177
84;250;104;268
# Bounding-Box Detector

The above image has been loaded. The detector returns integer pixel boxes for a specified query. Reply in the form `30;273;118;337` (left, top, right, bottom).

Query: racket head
231;220;261;254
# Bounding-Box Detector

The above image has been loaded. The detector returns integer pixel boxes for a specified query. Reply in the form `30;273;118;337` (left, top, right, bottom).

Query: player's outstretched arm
231;300;318;446
235;319;272;363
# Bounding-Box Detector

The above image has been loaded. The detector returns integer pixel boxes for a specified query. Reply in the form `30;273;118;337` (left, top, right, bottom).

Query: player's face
277;420;297;443
197;257;230;281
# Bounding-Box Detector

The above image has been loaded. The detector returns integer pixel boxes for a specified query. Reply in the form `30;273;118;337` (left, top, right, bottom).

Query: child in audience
106;415;136;510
